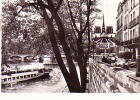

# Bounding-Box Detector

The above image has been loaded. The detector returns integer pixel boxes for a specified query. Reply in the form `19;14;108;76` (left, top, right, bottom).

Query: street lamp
136;0;140;77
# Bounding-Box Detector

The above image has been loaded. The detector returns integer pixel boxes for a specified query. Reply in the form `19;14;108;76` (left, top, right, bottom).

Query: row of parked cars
105;54;136;69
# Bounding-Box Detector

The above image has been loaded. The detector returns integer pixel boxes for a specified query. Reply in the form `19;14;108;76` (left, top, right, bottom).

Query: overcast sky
95;0;123;32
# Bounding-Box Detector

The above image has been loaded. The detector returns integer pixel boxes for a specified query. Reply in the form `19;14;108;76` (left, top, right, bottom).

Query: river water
1;67;68;93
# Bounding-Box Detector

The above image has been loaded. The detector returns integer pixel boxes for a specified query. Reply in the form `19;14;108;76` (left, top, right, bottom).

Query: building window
31;74;33;77
106;26;113;33
130;30;133;40
8;78;11;81
133;0;135;7
133;11;135;19
24;75;26;78
12;77;15;80
124;32;127;41
135;27;139;38
95;26;101;33
125;16;127;25
17;76;19;79
133;29;135;39
126;3;128;12
131;0;133;10
4;78;7;82
20;76;23;78
131;14;133;21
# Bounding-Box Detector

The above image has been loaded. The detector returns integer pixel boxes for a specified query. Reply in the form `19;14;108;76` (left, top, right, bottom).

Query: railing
129;20;134;29
116;16;139;34
122;37;139;47
133;37;139;44
129;17;139;29
124;24;128;30
116;24;123;31
136;15;140;24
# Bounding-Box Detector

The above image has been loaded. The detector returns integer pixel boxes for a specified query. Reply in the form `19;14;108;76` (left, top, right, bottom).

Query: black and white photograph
0;0;140;97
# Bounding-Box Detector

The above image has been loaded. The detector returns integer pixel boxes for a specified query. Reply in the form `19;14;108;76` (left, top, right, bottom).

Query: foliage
2;0;100;92
1;1;52;63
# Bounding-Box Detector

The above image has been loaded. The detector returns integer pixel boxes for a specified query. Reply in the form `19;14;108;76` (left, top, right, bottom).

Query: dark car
107;55;116;64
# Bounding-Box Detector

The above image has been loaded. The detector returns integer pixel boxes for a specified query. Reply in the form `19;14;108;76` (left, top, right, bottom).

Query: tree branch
56;0;63;11
17;2;52;14
66;0;80;33
80;0;91;34
46;0;55;9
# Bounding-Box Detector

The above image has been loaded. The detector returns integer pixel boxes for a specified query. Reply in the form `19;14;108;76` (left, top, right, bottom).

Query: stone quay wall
88;58;140;93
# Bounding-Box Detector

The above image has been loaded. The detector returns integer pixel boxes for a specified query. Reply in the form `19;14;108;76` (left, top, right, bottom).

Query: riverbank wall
88;58;140;93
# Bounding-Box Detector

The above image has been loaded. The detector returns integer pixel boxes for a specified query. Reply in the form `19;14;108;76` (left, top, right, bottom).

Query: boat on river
1;63;52;86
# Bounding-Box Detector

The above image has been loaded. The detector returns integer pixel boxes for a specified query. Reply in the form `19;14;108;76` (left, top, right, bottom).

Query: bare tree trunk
40;5;81;92
51;10;81;92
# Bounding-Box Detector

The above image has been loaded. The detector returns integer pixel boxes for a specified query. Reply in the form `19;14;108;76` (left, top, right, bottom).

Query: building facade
92;15;115;39
116;0;139;59
91;15;116;54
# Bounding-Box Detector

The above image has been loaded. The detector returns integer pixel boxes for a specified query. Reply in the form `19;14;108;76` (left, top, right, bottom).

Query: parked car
114;58;137;69
125;59;136;68
114;58;126;67
107;55;116;64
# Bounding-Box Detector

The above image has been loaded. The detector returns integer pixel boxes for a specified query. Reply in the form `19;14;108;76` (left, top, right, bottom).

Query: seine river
1;67;68;93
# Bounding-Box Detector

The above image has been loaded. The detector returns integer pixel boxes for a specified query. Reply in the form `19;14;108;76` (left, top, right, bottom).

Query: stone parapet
88;61;140;93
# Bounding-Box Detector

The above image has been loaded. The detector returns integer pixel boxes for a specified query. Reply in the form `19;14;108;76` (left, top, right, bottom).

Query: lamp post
136;0;140;77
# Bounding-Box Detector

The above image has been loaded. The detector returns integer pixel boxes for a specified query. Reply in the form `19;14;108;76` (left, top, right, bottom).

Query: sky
95;0;123;32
